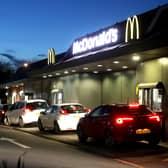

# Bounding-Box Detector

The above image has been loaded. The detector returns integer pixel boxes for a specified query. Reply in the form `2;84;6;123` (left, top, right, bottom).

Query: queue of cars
0;100;162;146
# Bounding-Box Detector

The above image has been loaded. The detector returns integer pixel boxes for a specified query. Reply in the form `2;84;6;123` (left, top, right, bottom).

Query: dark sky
0;0;167;62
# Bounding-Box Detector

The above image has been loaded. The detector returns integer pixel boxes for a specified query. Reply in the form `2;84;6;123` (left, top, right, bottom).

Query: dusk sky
0;0;168;64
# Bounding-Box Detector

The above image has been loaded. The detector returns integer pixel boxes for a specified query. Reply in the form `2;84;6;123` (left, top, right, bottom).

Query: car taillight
149;115;160;122
22;108;31;115
1;110;5;114
60;109;68;115
85;108;91;113
25;108;31;113
116;117;134;125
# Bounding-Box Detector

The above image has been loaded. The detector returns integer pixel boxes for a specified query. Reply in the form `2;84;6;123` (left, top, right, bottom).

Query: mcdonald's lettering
125;15;140;43
72;28;118;55
48;48;56;64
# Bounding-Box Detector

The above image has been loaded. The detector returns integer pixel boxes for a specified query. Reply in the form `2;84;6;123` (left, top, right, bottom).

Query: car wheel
104;130;116;147
19;118;24;128
53;121;60;134
77;125;88;143
38;119;44;132
148;136;160;146
4;117;10;126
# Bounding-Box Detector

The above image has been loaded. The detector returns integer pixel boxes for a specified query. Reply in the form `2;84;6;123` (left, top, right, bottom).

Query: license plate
136;128;151;134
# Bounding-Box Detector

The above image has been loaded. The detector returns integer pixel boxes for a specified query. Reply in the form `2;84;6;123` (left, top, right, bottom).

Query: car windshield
61;104;85;114
26;102;48;111
0;105;3;110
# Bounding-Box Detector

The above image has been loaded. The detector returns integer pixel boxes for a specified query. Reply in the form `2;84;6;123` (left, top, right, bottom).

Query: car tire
19;118;24;128
38;119;44;132
148;136;160;146
77;125;88;143
4;117;10;126
53;121;60;134
104;130;116;147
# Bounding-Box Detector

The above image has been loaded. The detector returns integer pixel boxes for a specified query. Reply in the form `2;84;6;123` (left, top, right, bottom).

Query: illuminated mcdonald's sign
125;15;140;43
48;48;56;64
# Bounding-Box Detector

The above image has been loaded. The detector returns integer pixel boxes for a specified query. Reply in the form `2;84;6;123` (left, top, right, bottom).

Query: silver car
38;103;91;133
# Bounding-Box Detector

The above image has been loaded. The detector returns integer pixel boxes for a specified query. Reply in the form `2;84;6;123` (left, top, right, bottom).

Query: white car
4;99;48;127
38;103;91;133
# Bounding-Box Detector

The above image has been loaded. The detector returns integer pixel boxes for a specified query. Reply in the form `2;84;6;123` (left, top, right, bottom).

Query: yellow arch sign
125;15;140;43
48;48;56;64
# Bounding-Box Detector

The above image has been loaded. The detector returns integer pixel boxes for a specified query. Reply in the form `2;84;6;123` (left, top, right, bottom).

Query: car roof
52;103;83;106
26;99;47;103
14;99;47;104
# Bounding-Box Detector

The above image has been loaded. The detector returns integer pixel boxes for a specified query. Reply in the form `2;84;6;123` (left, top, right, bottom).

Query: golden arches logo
125;15;140;43
48;48;56;64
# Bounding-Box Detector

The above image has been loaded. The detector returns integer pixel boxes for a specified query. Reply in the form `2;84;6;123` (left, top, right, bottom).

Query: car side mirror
40;111;46;115
85;113;90;117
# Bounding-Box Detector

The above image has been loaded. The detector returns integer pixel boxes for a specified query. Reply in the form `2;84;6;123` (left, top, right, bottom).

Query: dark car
77;104;162;146
0;104;10;124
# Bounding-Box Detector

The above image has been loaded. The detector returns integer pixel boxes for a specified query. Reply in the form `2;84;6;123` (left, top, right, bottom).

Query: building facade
1;4;168;139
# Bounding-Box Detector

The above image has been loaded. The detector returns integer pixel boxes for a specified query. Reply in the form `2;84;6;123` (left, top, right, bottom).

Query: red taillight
60;109;68;115
22;108;31;115
149;115;160;122
85;108;91;113
1;110;5;114
25;108;31;113
116;117;134;125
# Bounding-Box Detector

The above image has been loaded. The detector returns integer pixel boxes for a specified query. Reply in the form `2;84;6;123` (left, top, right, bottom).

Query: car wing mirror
40;111;46;115
85;113;90;118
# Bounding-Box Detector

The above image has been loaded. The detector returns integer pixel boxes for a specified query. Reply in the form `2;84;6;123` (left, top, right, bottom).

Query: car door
41;106;53;128
84;106;103;137
8;103;17;124
46;106;58;128
85;106;110;139
13;102;22;124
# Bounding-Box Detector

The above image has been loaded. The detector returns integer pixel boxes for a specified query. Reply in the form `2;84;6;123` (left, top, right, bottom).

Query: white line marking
0;137;31;149
113;158;144;168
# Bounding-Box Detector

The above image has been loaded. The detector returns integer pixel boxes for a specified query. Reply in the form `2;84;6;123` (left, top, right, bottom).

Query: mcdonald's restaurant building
2;4;168;139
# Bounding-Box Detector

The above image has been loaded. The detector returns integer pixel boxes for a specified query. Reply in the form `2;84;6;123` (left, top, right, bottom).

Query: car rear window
0;105;3;110
26;102;48;111
113;105;152;115
61;104;85;114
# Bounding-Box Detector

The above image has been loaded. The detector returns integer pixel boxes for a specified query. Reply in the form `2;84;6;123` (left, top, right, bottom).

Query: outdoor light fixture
107;68;112;71
159;57;168;65
93;71;99;74
64;71;69;74
43;75;47;78
83;67;88;70
23;63;28;68
97;64;103;67
48;74;53;77
113;61;119;64
71;70;76;72
132;55;140;61
122;66;128;69
56;73;60;76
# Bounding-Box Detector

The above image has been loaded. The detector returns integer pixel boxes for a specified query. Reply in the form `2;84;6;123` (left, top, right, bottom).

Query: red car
77;104;162;146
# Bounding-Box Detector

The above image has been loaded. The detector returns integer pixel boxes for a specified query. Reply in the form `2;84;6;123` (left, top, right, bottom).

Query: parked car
4;99;48;127
77;104;162;146
38;103;91;133
0;104;10;124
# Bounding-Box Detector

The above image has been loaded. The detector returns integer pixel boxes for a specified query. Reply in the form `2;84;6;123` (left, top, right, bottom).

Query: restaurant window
137;82;164;112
